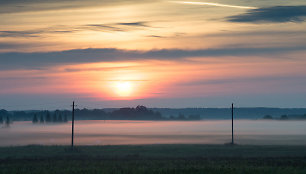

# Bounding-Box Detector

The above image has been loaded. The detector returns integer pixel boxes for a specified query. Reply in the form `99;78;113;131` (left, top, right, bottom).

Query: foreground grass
0;144;306;174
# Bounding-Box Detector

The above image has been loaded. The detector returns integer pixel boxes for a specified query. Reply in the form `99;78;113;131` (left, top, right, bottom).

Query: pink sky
1;0;306;109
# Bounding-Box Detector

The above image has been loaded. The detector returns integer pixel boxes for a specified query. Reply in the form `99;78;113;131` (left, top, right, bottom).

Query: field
1;144;306;174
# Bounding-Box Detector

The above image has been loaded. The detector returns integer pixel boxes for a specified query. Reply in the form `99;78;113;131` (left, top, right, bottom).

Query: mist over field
1;120;306;146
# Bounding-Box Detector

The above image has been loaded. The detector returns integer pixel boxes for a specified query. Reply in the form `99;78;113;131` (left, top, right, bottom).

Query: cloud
146;35;164;38
0;30;41;37
1;46;305;70
64;65;142;72
0;21;150;38
228;6;306;23
0;29;76;38
82;24;124;32
0;42;35;49
170;1;256;9
83;21;149;32
180;75;306;86
0;0;152;14
205;30;306;37
117;22;147;27
146;32;186;38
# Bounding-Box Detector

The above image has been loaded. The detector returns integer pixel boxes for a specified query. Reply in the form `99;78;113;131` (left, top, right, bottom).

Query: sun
115;81;133;97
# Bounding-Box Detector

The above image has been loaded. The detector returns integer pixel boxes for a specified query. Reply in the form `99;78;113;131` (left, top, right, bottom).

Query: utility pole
231;103;234;145
71;101;75;150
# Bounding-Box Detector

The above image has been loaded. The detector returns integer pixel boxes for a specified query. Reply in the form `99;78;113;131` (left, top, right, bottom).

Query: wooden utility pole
71;101;75;150
231;103;234;145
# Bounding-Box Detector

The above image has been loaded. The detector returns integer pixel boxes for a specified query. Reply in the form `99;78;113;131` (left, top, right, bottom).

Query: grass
0;144;306;174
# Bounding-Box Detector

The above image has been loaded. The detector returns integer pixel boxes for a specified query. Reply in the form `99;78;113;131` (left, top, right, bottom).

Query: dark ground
0;144;306;174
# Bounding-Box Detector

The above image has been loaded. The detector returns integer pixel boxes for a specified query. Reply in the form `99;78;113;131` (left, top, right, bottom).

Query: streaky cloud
1;46;306;70
0;21;150;38
0;0;152;14
117;22;147;27
180;75;306;86
0;29;75;38
205;30;306;37
170;1;256;9
228;6;306;23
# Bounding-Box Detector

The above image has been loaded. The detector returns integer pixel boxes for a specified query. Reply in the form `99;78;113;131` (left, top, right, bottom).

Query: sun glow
115;81;133;97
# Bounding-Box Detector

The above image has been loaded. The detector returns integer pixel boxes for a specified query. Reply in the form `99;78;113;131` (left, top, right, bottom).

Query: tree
5;116;11;127
32;114;38;124
136;105;148;113
64;114;68;122
189;114;201;120
178;113;186;120
154;111;162;119
45;111;51;123
52;113;57;122
280;115;288;120
39;115;44;123
0;116;3;124
263;115;273;119
58;114;63;122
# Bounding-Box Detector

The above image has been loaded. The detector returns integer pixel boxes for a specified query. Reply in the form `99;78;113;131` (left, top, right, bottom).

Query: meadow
1;144;306;174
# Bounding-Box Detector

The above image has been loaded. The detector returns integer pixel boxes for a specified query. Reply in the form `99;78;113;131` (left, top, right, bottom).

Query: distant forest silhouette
1;106;306;122
0;106;200;122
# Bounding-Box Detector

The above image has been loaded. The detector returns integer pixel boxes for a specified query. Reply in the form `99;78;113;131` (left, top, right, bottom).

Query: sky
1;0;306;110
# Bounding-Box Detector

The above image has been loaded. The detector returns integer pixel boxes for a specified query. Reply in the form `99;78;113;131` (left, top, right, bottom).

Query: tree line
0;115;12;127
32;111;68;124
1;106;203;122
263;114;306;120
